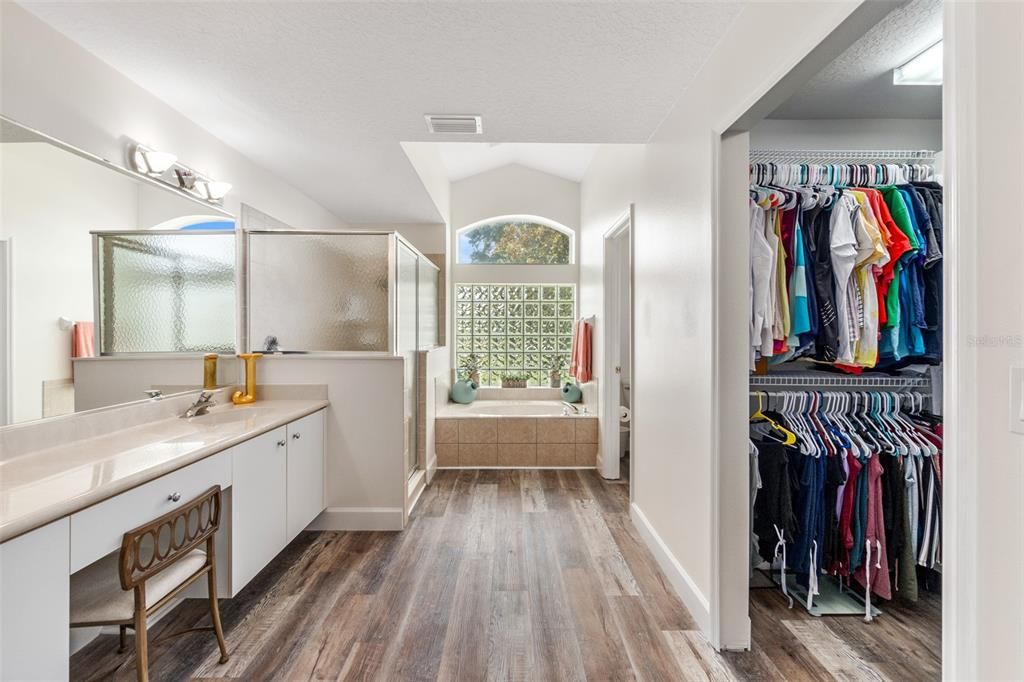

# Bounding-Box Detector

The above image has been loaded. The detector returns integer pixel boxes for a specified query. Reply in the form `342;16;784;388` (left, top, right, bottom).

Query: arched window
457;215;573;265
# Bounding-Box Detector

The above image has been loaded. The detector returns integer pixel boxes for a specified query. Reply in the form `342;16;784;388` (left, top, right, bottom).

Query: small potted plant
459;353;483;385
548;354;566;388
501;374;528;389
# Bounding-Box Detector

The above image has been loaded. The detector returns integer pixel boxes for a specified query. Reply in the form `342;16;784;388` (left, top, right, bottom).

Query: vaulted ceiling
20;1;742;223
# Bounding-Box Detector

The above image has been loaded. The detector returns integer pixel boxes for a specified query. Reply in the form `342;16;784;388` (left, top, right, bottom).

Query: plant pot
549;371;561;388
451;379;478;404
502;379;527;389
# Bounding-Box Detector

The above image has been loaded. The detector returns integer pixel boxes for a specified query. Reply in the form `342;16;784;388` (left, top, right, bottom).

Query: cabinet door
231;426;288;592
1;519;69;681
286;410;326;540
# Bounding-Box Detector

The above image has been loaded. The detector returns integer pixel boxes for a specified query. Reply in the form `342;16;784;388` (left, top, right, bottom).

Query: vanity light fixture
197;180;233;202
893;41;942;86
127;140;232;204
131;144;178;176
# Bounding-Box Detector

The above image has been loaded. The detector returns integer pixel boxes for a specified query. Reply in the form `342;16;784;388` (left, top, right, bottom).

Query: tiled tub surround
436;401;598;468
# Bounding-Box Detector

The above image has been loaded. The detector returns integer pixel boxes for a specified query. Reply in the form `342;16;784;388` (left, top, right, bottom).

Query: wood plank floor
70;469;941;681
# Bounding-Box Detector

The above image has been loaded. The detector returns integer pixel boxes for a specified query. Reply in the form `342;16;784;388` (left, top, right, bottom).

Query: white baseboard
629;502;711;634
309;506;404;531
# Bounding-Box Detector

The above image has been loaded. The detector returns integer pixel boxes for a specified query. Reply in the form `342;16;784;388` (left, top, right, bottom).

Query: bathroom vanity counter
0;399;328;543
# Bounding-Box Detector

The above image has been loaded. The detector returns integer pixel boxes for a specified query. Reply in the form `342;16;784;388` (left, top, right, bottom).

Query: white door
231;426;288;592
286;410;325;540
601;207;633;480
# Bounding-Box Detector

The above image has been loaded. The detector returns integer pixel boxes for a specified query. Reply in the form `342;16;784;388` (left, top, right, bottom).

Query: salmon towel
570;319;592;383
72;321;95;358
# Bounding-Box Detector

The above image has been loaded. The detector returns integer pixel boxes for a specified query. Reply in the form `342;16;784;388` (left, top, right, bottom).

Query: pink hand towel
72;321;95;358
570;319;592;383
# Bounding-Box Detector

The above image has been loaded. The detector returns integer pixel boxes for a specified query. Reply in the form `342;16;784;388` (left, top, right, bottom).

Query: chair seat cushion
70;549;208;624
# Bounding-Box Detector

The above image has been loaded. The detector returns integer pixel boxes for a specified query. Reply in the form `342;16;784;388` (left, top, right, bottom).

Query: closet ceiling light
893;41;942;86
131;145;177;175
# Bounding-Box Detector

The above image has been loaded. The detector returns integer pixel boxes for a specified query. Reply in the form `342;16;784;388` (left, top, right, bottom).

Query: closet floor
70;469;939;681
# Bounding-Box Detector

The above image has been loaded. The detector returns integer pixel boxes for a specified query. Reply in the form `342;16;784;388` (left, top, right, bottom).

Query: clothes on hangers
748;161;943;370
749;390;943;611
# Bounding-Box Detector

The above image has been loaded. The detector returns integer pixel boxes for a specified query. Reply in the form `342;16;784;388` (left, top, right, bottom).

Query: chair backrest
119;485;222;590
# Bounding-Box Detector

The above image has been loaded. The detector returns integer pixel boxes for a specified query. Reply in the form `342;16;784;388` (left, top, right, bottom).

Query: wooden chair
70;485;230;681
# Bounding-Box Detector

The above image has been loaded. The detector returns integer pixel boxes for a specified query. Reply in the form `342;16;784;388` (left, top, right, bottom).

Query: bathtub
435;400;598;468
438;399;591;418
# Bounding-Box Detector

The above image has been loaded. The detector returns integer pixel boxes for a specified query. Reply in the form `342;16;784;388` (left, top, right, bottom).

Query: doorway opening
601;206;634;492
715;1;945;676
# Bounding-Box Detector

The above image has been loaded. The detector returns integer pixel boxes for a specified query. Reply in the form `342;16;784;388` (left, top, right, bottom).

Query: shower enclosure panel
93;230;236;355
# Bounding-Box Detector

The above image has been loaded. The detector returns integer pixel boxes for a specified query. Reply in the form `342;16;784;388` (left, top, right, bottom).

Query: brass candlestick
232;353;263;405
203;354;219;390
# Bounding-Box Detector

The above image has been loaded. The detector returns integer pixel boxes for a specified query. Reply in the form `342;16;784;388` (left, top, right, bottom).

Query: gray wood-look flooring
70;469;941;681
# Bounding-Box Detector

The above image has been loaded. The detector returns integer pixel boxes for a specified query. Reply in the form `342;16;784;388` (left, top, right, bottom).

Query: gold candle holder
232;353;263;405
203;353;219;390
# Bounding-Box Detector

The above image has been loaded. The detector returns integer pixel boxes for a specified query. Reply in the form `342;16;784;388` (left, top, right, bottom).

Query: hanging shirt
750;200;774;366
829;193;860;364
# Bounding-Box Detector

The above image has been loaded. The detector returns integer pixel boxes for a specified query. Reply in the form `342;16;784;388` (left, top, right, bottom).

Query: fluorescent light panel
894;41;942;86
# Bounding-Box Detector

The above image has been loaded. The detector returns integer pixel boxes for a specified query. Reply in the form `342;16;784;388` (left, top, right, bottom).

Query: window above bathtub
456;216;573;265
455;283;575;387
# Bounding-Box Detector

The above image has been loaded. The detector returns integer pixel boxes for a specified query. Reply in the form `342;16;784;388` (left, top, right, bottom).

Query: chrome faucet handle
197;391;214;403
144;389;163;400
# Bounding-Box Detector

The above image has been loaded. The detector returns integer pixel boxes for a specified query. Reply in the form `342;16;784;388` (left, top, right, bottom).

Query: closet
746;149;944;622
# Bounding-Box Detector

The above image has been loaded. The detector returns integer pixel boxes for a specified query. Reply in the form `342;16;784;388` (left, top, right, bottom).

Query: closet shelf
749;149;936;163
749;373;931;389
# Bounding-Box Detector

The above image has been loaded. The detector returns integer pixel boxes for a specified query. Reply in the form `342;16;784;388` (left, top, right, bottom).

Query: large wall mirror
0;117;236;425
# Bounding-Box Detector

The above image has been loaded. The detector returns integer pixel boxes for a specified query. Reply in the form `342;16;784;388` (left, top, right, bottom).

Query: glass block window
455;284;575;387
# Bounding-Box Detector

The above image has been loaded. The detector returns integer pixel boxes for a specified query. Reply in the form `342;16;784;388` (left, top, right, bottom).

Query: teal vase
451;379;478;404
561;382;582;404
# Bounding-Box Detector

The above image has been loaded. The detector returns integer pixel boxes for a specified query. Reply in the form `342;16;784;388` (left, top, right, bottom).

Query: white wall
579;1;862;639
346;223;446;256
450;163;580;287
0;3;343;230
750;118;942;150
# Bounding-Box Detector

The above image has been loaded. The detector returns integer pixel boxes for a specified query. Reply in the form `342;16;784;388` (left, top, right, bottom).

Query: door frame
600;205;634;482
709;8;967;674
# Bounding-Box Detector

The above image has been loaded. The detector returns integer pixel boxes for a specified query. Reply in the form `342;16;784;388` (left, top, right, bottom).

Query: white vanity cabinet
286;410;325;541
0;406;327;679
0;518;70;682
230;426;289;592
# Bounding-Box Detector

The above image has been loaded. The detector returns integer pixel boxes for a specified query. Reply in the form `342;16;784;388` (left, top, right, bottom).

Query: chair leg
133;590;149;682
207;562;230;664
118;624;128;653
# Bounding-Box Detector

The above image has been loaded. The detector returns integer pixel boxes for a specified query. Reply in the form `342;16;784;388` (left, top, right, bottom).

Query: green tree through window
458;219;571;264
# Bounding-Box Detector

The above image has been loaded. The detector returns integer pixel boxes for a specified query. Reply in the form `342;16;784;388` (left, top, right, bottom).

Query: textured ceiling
20;1;741;223
770;0;942;120
437;143;599;183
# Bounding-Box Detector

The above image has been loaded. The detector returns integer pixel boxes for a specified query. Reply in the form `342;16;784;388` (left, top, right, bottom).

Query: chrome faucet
182;391;217;418
561;401;580;415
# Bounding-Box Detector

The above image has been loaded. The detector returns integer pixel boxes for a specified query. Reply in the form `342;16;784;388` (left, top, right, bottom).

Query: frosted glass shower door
396;243;419;476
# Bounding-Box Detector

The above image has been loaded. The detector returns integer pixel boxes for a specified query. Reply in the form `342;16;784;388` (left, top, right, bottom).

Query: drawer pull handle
277;439;287;447
292;433;301;440
168;492;182;502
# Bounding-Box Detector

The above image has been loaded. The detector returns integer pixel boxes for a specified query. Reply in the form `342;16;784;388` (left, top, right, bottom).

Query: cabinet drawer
69;451;231;572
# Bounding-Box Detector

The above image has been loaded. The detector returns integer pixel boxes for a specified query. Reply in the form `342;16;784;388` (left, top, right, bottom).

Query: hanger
750;391;798;446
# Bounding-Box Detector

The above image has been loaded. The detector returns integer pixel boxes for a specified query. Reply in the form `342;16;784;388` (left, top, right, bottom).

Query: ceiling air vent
425;114;482;135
